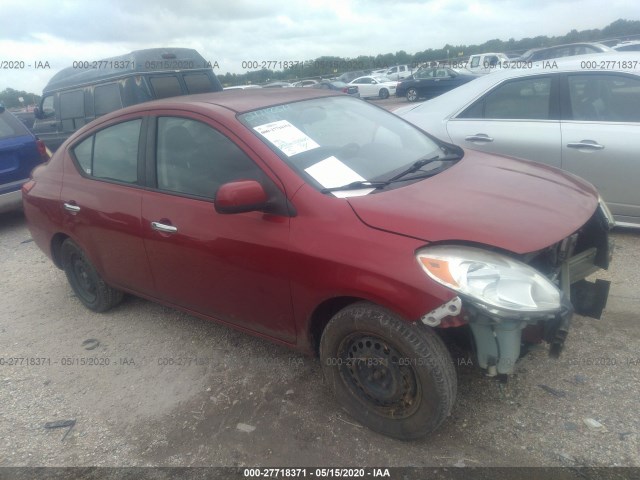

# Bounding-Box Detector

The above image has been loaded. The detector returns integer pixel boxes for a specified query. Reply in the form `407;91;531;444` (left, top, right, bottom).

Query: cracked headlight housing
416;245;561;314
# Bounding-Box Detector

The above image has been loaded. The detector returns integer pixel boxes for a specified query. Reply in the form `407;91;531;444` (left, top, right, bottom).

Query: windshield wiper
386;155;442;182
320;180;388;193
320;153;462;194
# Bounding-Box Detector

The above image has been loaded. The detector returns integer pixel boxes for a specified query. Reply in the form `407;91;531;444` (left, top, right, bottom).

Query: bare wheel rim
70;254;98;304
337;333;421;418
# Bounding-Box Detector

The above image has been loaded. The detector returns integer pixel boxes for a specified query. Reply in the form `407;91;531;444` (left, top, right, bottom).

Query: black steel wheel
61;239;123;312
320;302;456;440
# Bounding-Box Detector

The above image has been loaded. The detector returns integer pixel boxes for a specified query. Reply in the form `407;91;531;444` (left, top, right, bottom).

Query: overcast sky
1;0;638;94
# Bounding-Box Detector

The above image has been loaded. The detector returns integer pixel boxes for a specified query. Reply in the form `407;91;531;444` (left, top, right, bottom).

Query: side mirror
33;107;43;119
215;180;268;214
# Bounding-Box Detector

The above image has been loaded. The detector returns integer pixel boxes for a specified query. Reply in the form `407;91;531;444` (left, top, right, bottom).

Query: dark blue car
396;67;478;102
0;105;49;213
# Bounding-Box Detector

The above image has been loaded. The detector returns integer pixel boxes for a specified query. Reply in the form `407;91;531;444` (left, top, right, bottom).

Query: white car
395;53;640;227
349;76;397;99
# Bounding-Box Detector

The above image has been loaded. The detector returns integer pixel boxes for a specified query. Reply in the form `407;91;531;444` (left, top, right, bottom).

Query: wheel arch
50;232;71;269
308;296;363;355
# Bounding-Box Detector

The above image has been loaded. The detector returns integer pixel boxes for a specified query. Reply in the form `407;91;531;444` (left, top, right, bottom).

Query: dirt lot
1;99;639;473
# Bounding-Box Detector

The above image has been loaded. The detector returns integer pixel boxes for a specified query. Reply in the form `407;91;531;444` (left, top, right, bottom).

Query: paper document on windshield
305;157;375;198
254;120;319;157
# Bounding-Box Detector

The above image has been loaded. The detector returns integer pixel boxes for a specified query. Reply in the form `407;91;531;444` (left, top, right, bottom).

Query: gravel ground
1;192;639;471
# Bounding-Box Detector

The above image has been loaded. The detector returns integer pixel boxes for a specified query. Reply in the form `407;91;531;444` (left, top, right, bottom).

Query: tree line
218;18;640;86
2;18;639;101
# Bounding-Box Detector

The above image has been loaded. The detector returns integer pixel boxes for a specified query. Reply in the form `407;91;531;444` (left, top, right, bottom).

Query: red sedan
22;89;613;439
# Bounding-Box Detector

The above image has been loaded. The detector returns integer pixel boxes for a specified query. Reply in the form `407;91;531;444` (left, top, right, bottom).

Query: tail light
22;179;36;194
36;139;50;161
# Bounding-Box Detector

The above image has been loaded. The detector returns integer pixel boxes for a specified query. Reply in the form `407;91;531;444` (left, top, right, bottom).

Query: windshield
239;96;447;196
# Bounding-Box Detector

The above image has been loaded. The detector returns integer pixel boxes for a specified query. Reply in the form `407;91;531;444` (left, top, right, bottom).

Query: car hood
347;150;599;254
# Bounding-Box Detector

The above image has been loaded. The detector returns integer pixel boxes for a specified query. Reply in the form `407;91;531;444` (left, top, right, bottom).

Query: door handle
151;221;178;233
465;134;494;142
63;202;80;213
566;141;604;150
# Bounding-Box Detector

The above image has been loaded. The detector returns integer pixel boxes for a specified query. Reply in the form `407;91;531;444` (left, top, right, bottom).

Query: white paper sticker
254;120;319;157
304;156;375;198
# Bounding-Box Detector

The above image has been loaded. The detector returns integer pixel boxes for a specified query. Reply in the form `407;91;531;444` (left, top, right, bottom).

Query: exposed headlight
416;246;561;313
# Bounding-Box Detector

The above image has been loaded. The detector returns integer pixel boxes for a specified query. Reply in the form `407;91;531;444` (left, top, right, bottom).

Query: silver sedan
395;53;640;227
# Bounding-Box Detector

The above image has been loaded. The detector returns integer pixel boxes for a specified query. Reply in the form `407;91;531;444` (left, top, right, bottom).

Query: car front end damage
416;198;614;375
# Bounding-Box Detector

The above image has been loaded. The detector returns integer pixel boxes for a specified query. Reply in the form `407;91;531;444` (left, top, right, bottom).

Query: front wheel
378;88;390;99
320;302;456;439
406;88;419;102
61;239;123;312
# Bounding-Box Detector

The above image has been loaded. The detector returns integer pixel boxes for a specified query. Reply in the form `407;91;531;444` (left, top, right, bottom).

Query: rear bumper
0;181;25;214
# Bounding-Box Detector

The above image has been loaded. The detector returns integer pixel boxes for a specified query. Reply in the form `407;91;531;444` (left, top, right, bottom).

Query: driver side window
156;117;264;199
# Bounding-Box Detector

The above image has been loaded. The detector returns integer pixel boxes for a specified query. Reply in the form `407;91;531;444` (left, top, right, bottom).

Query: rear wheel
61;239;123;312
320;302;456;439
406;88;419;102
378;88;390;99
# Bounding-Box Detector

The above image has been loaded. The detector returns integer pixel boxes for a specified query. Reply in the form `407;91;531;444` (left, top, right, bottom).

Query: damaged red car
22;89;614;439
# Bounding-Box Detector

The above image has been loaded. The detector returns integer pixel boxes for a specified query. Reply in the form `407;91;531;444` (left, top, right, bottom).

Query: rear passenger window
0;111;29;139
568;74;640;122
94;84;122;116
184;74;213;94
458;77;552;120
156;117;263;198
72;119;141;183
150;76;182;99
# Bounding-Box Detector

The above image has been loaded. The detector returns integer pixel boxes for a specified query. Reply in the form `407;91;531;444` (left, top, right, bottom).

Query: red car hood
347;150;599;254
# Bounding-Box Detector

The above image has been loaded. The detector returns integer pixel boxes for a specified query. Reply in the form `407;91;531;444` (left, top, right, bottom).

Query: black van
32;48;223;151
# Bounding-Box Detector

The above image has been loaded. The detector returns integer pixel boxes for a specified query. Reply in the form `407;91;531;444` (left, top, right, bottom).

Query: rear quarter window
0;112;30;139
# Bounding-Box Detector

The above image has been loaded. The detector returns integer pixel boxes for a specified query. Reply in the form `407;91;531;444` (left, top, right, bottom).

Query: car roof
43;48;211;93
90;88;343;121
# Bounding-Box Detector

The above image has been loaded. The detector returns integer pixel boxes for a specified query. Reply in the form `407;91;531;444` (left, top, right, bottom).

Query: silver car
395;53;640;227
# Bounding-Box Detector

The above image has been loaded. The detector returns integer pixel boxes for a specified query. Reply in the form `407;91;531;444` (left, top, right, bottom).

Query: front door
140;114;296;342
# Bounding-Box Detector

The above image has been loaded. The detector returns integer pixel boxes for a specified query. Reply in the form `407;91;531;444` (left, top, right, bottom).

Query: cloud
1;0;638;93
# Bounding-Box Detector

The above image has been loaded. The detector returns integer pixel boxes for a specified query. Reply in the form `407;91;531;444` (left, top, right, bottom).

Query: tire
60;239;123;312
320;302;456;440
406;88;419;102
378;88;390;99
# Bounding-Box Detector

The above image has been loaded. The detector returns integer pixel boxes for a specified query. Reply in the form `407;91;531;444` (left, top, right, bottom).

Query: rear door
140;112;295;342
560;72;640;223
446;74;563;167
60;115;154;294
